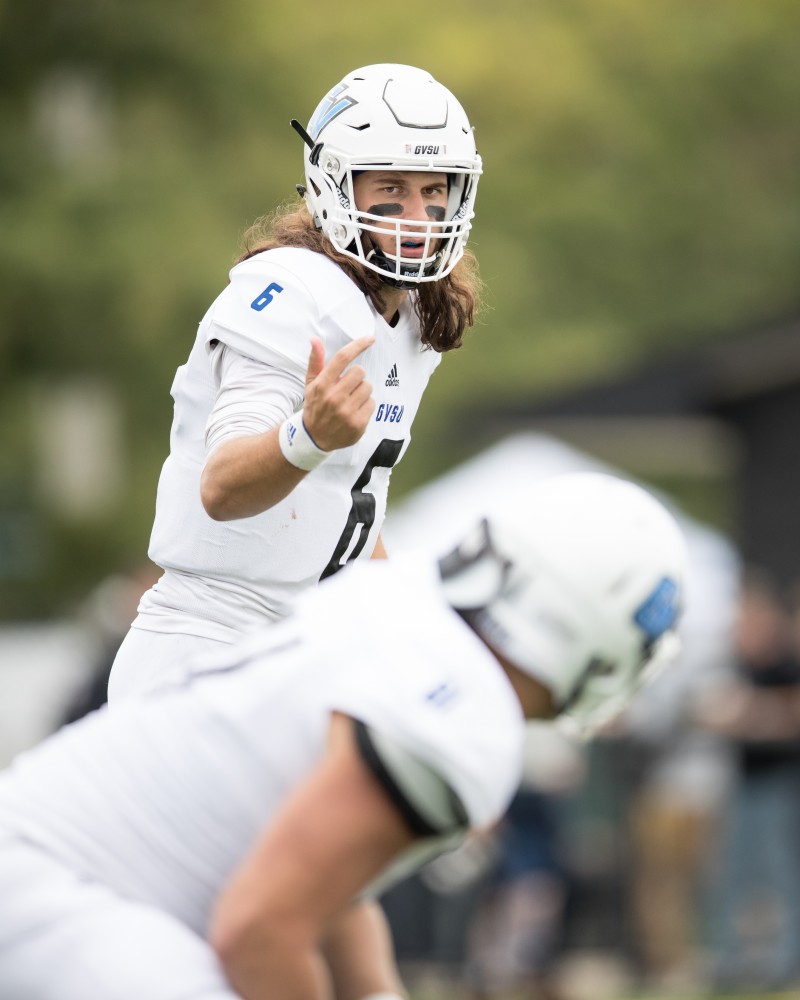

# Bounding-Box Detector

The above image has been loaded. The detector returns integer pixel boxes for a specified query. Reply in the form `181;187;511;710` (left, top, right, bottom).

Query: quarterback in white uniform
143;247;439;639
108;63;484;699
0;474;687;1000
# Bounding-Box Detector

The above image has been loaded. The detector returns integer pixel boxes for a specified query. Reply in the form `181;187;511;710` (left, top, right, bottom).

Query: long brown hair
237;202;483;353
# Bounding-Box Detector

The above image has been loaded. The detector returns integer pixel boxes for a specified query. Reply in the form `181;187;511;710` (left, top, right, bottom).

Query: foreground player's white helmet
292;63;482;287
439;473;687;738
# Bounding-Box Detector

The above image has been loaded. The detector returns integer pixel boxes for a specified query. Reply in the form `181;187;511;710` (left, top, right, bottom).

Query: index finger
321;335;375;382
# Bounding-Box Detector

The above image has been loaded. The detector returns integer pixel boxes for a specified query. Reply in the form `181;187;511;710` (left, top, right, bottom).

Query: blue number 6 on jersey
251;282;284;311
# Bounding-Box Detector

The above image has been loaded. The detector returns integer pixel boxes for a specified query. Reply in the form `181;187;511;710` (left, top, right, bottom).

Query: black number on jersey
320;438;404;581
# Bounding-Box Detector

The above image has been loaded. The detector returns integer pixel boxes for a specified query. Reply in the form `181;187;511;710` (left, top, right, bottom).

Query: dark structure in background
471;314;800;591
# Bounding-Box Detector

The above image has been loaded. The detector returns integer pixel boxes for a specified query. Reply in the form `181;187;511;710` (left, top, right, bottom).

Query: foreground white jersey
141;247;440;639
0;557;523;937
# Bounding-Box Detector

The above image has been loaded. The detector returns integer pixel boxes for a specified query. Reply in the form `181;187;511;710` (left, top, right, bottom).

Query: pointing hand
302;336;375;452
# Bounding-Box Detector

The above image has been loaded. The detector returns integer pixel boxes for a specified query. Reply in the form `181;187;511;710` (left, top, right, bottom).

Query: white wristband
278;410;330;471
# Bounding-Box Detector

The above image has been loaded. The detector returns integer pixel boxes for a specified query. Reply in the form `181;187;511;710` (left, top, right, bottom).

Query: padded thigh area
0;837;238;1000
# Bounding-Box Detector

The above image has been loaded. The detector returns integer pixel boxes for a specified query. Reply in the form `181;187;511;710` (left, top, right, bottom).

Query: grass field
619;994;797;1000
402;960;800;1000
412;991;799;1000
609;994;797;1000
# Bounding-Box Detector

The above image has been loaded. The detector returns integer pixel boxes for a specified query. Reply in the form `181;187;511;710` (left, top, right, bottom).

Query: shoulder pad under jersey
205;248;375;376
354;719;469;837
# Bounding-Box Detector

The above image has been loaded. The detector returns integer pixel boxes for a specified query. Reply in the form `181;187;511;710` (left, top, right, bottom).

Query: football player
108;63;483;702
0;473;686;1000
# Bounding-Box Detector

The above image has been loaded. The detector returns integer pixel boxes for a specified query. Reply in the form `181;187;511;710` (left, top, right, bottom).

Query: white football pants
0;835;239;1000
107;627;231;703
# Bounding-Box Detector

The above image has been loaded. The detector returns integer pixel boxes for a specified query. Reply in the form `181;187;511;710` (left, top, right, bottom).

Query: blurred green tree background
1;0;799;617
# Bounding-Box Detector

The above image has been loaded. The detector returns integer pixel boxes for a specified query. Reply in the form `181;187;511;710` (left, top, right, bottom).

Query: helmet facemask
554;626;682;741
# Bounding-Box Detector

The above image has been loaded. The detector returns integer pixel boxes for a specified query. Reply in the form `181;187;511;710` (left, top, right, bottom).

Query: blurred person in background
391;724;583;1000
106;63;483;1000
459;724;585;1000
0;473;687;1000
58;563;161;725
558;518;740;994
695;567;800;994
609;577;736;991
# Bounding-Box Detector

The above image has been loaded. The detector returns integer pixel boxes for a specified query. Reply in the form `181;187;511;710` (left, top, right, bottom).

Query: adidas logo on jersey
385;364;399;387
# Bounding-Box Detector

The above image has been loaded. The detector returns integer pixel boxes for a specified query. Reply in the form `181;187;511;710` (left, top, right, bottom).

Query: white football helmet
293;63;482;287
439;473;688;738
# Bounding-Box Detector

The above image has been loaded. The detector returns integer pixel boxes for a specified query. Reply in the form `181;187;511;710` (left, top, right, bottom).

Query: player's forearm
200;431;308;520
321;900;404;1000
218;938;331;1000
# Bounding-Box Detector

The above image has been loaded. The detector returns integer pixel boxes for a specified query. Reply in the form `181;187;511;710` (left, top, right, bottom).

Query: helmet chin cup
365;244;446;290
295;64;481;285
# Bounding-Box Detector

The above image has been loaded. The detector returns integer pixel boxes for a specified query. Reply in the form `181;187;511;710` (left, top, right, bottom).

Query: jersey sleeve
202;256;321;378
353;720;469;837
352;685;522;832
323;604;525;830
205;343;304;454
339;666;523;901
201;249;376;379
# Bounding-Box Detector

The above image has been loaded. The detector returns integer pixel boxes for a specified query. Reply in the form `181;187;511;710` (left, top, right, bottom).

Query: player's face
353;170;449;261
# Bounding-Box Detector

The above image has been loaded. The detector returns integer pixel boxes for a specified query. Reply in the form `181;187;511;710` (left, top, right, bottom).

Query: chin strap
365;245;443;290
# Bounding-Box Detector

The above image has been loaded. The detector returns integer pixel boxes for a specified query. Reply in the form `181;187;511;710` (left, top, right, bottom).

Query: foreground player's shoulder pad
354;720;469;837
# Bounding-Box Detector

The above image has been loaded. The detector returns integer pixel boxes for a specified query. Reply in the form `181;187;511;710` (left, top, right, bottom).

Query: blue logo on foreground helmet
634;577;679;641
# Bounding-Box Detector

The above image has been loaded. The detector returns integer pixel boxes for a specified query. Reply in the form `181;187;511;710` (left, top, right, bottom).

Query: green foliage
2;0;799;615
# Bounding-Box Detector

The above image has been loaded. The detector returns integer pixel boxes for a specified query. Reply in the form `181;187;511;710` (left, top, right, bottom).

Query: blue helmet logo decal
634;577;679;641
308;84;358;141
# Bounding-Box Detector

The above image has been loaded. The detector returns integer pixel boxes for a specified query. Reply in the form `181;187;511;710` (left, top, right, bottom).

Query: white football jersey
141;247;441;639
0;557;524;936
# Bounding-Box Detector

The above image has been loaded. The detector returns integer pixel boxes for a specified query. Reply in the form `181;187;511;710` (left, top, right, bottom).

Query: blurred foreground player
0;473;686;1000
